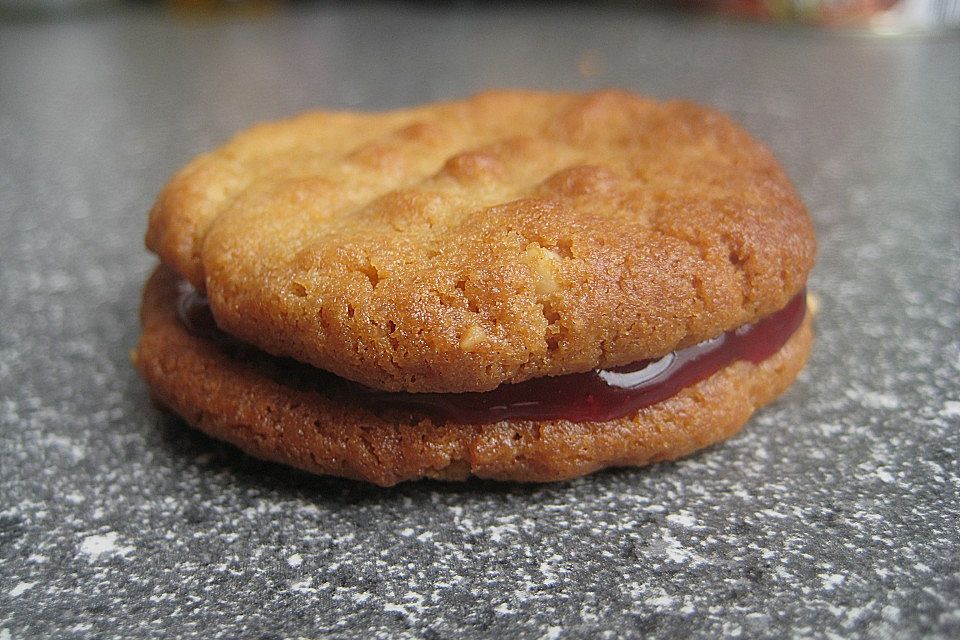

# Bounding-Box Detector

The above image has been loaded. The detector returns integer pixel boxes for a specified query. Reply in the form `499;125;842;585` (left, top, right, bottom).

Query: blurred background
1;0;959;30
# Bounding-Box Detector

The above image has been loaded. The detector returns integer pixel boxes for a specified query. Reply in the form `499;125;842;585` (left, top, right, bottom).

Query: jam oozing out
178;284;806;424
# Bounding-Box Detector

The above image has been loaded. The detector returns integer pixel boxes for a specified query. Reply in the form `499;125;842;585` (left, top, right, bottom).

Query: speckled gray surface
1;5;958;639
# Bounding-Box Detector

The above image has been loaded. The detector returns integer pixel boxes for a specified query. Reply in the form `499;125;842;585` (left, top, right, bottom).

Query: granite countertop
1;5;958;638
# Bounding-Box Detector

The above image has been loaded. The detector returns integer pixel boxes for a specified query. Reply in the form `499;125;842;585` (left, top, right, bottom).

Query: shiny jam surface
178;284;806;424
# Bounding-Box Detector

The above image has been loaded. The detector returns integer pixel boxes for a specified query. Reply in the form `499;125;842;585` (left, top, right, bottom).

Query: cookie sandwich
134;90;815;486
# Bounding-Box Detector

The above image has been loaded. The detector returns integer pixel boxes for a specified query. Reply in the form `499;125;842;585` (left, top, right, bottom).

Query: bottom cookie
134;266;813;486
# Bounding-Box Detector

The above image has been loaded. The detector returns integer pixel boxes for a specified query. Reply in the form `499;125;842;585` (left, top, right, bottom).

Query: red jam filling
178;283;805;424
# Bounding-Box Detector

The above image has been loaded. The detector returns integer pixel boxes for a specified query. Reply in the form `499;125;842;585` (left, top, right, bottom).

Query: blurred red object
687;0;903;26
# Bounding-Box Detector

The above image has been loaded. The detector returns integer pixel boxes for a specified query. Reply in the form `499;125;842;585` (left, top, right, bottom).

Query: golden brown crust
134;266;813;487
146;90;815;393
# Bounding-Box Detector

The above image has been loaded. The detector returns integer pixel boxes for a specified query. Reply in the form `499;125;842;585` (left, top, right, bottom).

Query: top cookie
146;90;814;393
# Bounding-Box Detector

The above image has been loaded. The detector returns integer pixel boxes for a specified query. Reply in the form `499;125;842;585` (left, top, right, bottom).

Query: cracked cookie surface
146;90;814;392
